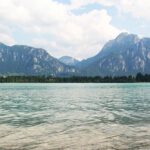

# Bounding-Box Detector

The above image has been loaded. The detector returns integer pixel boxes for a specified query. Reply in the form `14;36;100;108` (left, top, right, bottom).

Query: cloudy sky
0;0;150;59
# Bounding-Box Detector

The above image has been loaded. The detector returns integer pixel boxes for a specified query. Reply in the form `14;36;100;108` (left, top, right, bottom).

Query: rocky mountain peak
59;56;79;66
115;32;140;44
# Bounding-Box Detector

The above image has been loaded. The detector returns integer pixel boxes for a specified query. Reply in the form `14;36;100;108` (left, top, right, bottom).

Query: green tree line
0;73;150;83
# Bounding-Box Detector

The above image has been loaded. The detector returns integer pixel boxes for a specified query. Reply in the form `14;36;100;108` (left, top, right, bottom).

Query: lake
0;83;150;150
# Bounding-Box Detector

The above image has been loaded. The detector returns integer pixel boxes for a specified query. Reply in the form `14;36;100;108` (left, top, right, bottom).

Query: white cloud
115;0;150;21
0;0;124;59
71;0;150;21
103;0;150;21
0;33;15;45
0;24;15;45
70;0;113;9
30;8;121;59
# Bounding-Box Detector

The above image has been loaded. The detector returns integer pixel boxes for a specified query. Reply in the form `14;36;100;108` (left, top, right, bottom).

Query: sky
0;0;150;60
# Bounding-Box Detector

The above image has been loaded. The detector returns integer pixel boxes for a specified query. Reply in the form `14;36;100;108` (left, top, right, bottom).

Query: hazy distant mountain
0;43;78;76
0;32;150;77
78;33;150;76
59;56;79;66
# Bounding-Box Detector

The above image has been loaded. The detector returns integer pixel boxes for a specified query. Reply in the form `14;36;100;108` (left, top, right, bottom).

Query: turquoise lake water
0;83;150;149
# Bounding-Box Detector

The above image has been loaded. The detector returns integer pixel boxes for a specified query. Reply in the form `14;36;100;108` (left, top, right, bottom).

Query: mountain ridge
78;33;150;76
0;32;150;76
0;43;78;76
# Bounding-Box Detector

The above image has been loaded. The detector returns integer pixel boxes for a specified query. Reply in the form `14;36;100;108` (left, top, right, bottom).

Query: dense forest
0;73;150;83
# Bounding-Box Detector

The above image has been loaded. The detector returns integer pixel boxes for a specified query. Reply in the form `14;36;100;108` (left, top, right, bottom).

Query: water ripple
0;83;150;149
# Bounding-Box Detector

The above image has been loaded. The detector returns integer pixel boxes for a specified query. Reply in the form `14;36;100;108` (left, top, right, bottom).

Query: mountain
78;33;150;76
59;56;79;66
0;43;78;76
0;32;150;77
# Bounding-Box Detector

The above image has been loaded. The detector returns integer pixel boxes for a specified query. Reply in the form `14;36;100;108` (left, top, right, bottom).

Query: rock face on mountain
0;33;150;77
59;56;79;66
78;33;150;76
0;43;77;76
